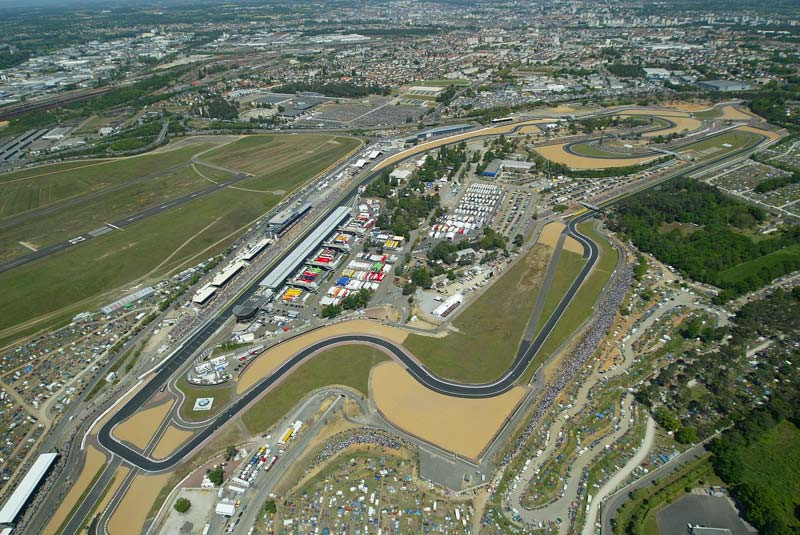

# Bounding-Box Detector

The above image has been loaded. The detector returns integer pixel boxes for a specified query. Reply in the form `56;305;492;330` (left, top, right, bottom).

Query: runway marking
106;223;122;230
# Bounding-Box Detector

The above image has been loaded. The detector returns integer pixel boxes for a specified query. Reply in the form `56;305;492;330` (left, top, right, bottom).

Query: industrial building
259;206;352;290
482;159;535;178
696;80;751;92
414;124;472;140
0;453;58;526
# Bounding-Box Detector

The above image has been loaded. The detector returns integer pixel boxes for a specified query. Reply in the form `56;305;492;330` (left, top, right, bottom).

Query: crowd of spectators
501;265;634;467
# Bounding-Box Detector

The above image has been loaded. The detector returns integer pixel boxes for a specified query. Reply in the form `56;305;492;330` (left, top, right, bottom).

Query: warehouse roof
0;453;58;524
260;206;351;289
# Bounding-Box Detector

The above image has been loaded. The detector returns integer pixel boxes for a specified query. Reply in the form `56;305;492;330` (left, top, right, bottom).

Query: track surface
95;120;776;472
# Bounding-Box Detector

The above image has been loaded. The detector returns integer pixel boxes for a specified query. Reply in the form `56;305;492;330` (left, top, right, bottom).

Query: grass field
677;130;762;160
0;146;209;218
241;345;387;435
402;243;553;383
692;108;723;120
0;162;231;262
525;222;618;376
534;250;587;333
569;143;651;159
176;377;233;421
0;134;359;347
716;244;800;287
199;134;361;183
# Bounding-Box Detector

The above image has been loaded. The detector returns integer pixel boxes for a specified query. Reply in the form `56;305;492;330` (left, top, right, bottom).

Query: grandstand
0;453;58;526
259;206;352;290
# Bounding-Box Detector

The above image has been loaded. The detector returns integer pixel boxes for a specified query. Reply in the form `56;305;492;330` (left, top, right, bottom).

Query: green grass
176;377;233;421
529;222;617;369
716;244;800;286
535;250;587;333
241;345;387;435
403;243;553;383
0;163;227;262
199;134;361;179
677;131;762;160
0;185;281;347
0;145;208;218
569;143;649;159
692;108;722;120
733;420;800;527
0;134;359;348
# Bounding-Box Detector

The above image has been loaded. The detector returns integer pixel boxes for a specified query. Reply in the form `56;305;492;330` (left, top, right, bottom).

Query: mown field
677;130;762;160
200;134;361;183
402;242;554;384
0;146;205;218
241;345;387;435
0;160;230;261
0;134;360;347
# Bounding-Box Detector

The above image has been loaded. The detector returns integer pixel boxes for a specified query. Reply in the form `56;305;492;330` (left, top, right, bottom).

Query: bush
174;497;191;513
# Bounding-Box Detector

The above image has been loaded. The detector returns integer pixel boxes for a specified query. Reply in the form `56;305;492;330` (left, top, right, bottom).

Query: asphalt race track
95;122;775;472
97;212;598;472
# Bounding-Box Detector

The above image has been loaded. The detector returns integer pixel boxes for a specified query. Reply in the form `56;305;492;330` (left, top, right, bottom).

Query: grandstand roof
0;453;58;524
260;206;351;289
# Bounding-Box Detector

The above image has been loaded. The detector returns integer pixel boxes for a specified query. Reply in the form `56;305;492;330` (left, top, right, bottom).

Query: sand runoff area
735;124;782;141
371;362;526;459
237;320;409;394
112;399;173;450
152;425;195;460
375;120;549;172
44;445;107;535
719;104;760;121
535;143;657;170
539;221;565;248
107;471;172;535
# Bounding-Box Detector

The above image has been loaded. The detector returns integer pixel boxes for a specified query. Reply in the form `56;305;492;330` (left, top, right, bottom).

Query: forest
609;177;800;300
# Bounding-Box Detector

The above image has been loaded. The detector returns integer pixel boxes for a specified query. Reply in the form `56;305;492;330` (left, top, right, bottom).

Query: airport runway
0;172;251;274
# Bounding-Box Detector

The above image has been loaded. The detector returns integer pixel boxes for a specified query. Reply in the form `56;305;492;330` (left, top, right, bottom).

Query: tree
410;267;433;289
225;445;238;461
675;426;698;444
207;467;224;486
653;407;680;432
263;498;277;515
513;234;524;247
321;304;342;318
174;497;191;513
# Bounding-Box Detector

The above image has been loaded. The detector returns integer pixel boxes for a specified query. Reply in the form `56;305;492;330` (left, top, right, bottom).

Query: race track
97;212;598;471
95;116;779;472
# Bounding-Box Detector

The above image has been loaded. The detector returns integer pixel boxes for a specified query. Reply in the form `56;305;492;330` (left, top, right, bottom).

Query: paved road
600;441;709;535
0;172;252;274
